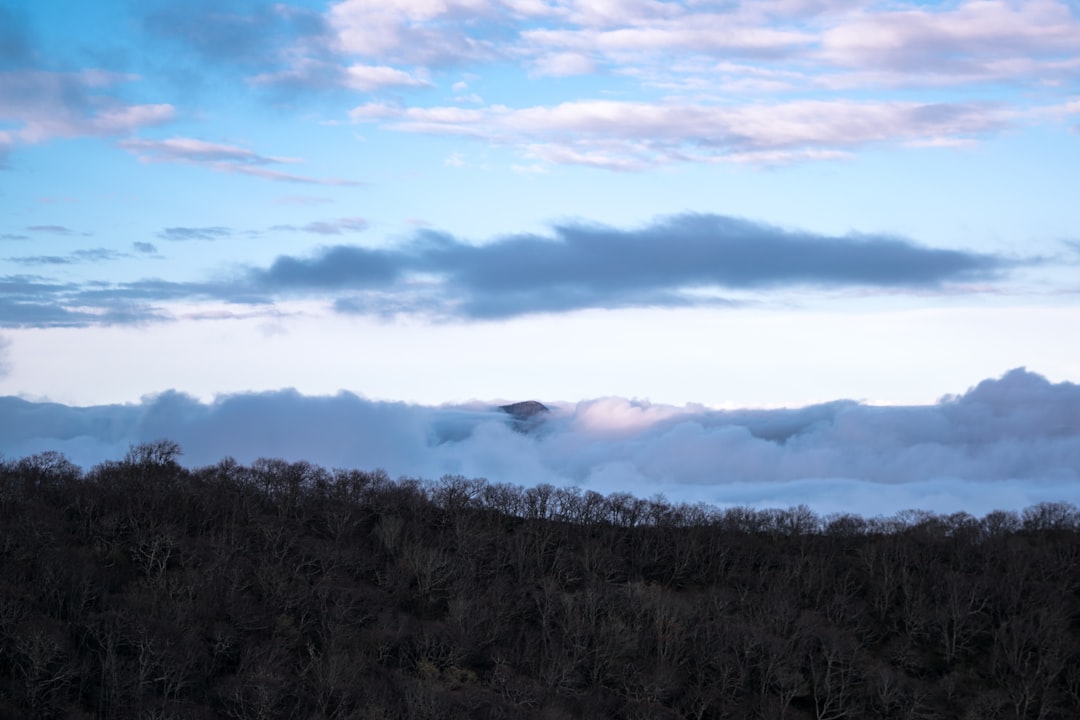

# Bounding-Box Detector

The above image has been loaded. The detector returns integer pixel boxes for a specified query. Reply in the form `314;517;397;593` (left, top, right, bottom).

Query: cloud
145;1;432;96
158;226;233;242
26;225;74;235
0;213;1018;326
0;273;205;328
120;137;363;186
2;368;1078;518
350;98;1012;168
0;234;29;241
132;241;159;254
253;245;400;290
0;296;165;328
327;0;504;66
272;0;1079;114
819;1;1080;81
252;0;1078;169
0;69;173;152
302;217;369;235
310;214;1010;318
250;62;431;92
6;248;124;266
271;217;370;235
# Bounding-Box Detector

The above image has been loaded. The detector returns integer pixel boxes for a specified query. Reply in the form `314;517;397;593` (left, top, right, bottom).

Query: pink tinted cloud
351;97;1012;169
120;137;364;186
0;70;173;148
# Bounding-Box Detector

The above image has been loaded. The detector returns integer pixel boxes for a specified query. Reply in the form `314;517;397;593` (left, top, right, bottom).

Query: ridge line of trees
1;441;1079;719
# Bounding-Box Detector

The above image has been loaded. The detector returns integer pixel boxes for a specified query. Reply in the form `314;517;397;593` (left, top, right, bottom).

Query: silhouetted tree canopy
1;442;1078;719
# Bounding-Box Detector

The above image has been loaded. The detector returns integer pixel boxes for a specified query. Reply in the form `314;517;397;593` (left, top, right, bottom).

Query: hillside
1;443;1079;719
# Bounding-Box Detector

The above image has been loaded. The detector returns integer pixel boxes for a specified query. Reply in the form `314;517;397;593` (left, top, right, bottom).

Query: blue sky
2;0;1080;511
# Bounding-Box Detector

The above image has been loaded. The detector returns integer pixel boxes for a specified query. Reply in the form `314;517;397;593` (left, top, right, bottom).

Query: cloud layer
0;213;1015;327
350;98;1013;168
324;0;1080;167
2;368;1077;518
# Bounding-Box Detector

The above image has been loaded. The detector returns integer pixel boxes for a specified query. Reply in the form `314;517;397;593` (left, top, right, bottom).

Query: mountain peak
498;401;550;433
498;400;550;419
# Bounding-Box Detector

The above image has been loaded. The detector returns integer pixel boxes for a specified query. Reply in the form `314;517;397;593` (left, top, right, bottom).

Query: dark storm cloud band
1;213;1016;327
257;214;1008;318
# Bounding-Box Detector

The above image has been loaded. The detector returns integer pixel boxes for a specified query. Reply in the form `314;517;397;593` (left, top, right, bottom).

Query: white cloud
328;0;498;64
819;1;1080;73
530;51;596;76
2;368;1078;518
343;64;431;91
351;97;1012;168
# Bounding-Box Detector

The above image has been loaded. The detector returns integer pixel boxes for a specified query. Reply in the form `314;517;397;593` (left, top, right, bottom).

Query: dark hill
498;400;550;420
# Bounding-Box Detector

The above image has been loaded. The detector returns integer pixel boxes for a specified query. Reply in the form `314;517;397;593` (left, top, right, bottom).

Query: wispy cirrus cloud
6;248;125;266
270;217;369;236
157;226;233;242
120;137;364;186
351;98;1012;169
25;225;75;235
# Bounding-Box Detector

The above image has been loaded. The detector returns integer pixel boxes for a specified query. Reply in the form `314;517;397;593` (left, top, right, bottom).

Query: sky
2;0;1079;514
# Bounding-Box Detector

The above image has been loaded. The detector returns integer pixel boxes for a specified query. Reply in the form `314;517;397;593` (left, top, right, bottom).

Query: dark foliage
1;442;1079;719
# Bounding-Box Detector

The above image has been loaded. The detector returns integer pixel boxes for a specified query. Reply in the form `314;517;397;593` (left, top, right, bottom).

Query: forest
1;441;1079;719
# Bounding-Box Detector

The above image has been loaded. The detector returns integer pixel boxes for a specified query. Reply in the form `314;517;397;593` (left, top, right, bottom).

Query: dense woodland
2;441;1079;719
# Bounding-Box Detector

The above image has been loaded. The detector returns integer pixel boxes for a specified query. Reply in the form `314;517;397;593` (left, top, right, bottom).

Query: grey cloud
73;248;123;262
27;225;73;234
302;217;369;235
7;247;123;265
300;214;1010;318
7;255;70;266
72;278;268;306
158;226;232;242
270;217;369;235
0;273;199;328
0;213;1020;327
0;298;160;328
1;369;1077;518
0;234;29;241
410;215;1005;317
254;245;400;290
132;241;158;254
0;275;95;328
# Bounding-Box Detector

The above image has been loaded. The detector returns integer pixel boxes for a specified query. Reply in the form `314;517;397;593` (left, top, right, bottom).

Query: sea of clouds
2;368;1078;518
